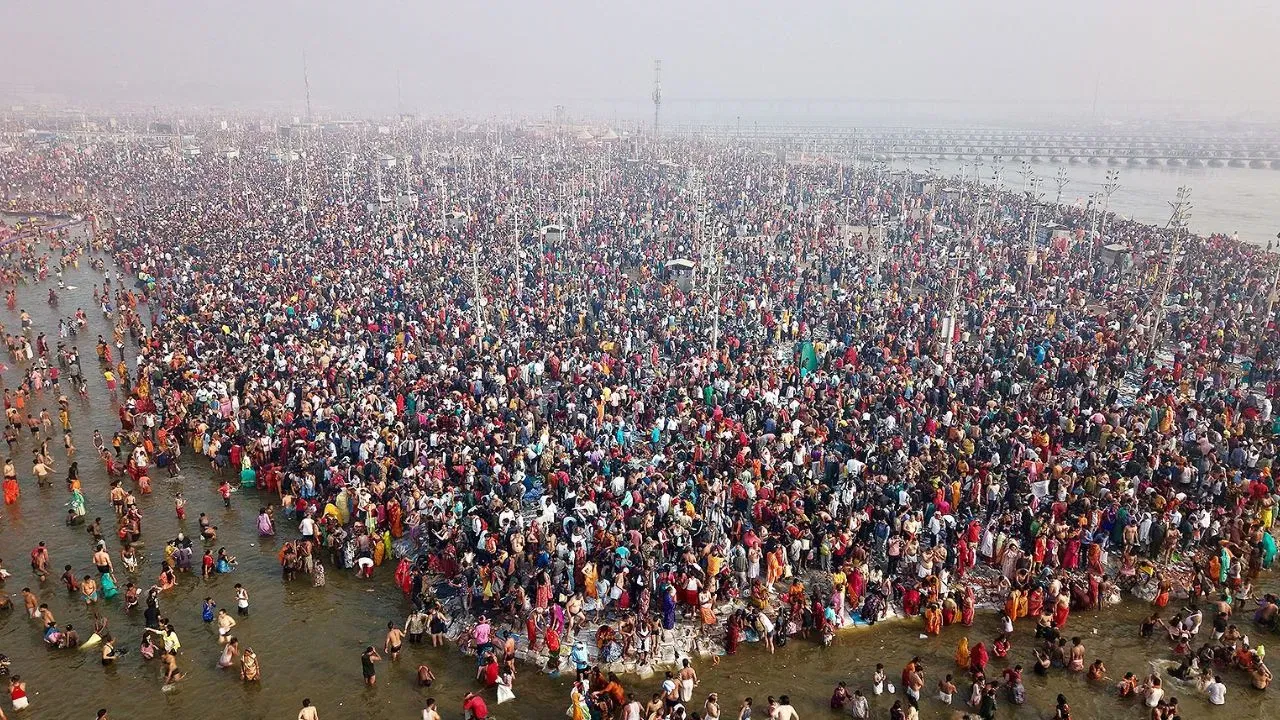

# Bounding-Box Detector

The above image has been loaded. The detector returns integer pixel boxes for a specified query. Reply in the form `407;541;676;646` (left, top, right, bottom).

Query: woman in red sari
1027;587;1045;619
1063;531;1082;571
969;641;989;675
393;557;412;594
1052;592;1071;629
956;537;974;578
960;586;976;626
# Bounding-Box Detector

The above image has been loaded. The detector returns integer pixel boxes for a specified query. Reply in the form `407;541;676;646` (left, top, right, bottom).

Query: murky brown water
0;221;1275;719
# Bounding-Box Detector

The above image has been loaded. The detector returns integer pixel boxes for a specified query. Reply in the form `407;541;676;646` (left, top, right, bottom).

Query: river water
0;224;1276;720
920;160;1280;248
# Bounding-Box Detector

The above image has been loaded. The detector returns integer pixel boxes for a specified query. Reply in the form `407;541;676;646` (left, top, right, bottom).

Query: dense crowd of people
1;119;1278;719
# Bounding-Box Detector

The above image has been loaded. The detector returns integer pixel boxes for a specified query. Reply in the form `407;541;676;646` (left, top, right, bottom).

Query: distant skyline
7;1;1280;124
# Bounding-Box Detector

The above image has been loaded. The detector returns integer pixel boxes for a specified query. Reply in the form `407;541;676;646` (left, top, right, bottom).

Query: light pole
1024;175;1044;293
1018;160;1033;195
438;177;447;232
471;230;486;342
1100;168;1120;240
1265;231;1280;338
1053;166;1069;206
1149;186;1193;361
1085;192;1100;267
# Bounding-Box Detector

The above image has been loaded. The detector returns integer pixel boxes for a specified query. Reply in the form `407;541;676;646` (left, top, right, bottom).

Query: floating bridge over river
665;124;1280;169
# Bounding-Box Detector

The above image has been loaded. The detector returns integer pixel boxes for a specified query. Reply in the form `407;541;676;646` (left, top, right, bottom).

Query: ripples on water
0;226;1276;720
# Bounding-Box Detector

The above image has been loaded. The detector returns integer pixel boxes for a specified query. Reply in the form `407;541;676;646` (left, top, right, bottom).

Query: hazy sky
8;0;1280;122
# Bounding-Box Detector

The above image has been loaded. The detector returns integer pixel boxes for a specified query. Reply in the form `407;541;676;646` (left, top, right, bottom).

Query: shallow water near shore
0;222;1276;720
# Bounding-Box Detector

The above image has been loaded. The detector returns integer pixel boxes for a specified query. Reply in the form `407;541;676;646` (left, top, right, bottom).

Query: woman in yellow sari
569;681;589;720
955;636;970;670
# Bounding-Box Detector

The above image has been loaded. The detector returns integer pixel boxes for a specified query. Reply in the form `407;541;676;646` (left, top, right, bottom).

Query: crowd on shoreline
1;122;1279;719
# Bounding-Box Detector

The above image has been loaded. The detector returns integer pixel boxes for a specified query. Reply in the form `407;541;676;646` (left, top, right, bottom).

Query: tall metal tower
652;60;662;138
303;52;314;123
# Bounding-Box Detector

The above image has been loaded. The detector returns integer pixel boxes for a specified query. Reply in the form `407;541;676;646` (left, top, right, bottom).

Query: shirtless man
216;609;237;644
678;658;699;703
384;621;404;661
21;588;38;618
109;482;126;516
161;650;183;684
1251;661;1272;690
92;545;113;575
31;458;51;488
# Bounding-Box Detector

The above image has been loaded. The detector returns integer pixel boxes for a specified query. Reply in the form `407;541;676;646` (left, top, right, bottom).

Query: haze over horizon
6;0;1280;125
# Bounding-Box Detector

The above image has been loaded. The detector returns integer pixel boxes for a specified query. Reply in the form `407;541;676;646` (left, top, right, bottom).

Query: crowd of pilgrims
4;123;1280;689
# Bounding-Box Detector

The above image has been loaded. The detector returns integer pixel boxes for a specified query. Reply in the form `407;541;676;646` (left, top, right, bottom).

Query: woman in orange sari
387;499;403;539
923;603;943;636
765;547;784;587
2;475;18;504
1004;589;1021;621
